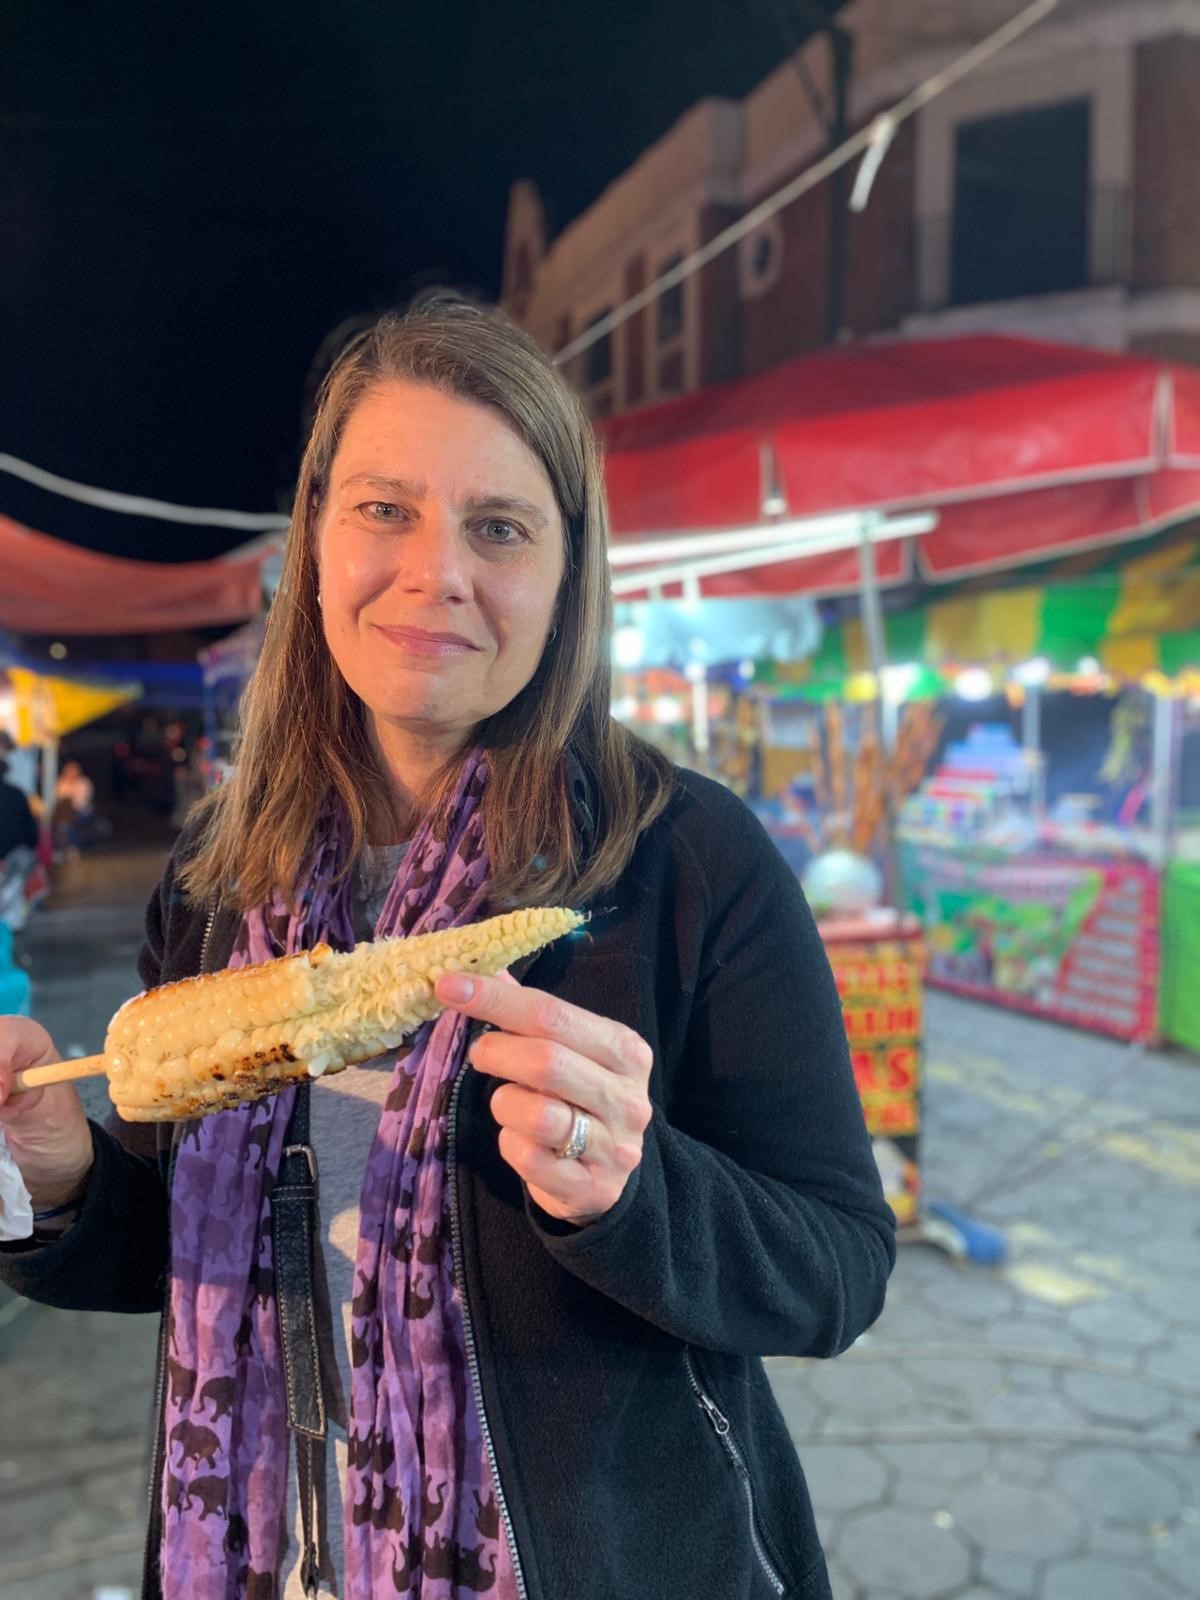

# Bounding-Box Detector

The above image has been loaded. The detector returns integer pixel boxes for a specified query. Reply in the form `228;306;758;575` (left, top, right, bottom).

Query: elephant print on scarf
473;1489;500;1540
166;1355;197;1406
184;1474;228;1521
390;1531;422;1592
351;1481;375;1528
421;1472;447;1530
415;1227;441;1266
373;1479;407;1533
169;1419;219;1468
198;1374;236;1420
351;1268;378;1319
404;1278;435;1320
421;1531;498;1589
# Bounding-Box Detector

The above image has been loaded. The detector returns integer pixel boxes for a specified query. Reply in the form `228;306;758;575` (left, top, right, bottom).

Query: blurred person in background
0;737;37;866
52;758;95;858
0;301;893;1600
51;757;110;858
0;737;39;937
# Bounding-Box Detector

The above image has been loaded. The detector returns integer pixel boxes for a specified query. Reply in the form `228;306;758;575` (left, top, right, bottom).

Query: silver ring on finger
556;1107;590;1161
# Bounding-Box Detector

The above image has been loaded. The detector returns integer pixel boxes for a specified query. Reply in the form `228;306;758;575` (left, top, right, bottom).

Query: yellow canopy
1;666;142;746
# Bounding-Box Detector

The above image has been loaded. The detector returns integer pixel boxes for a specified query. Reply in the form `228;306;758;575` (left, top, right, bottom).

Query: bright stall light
651;696;684;725
737;659;756;681
684;660;707;683
954;667;995;702
1013;656;1050;687
1076;656;1101;678
49;642;67;660
613;625;644;670
610;695;638;722
881;663;920;700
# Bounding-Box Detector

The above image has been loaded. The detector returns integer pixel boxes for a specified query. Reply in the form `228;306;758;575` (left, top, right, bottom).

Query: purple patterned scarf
162;749;518;1597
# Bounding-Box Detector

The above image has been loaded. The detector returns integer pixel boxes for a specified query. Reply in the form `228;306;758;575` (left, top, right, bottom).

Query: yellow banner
7;667;141;744
925;589;1042;665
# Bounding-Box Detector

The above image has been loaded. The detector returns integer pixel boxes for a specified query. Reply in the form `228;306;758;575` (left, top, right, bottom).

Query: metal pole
690;668;711;760
858;516;890;743
42;737;59;854
1022;683;1045;818
858;516;902;906
1150;688;1179;866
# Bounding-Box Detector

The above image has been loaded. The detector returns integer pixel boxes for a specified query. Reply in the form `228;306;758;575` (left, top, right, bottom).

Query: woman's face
316;380;565;754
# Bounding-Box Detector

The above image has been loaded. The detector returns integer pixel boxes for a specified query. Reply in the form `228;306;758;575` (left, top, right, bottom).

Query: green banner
1163;861;1200;1052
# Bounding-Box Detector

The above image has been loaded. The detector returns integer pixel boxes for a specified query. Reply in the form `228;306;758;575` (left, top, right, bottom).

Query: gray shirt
282;842;409;1598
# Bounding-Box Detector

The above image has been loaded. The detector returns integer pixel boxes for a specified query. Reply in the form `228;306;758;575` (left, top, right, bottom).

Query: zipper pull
697;1389;731;1437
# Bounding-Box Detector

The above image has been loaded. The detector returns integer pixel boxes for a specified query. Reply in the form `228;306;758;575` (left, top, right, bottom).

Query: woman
0;300;895;1600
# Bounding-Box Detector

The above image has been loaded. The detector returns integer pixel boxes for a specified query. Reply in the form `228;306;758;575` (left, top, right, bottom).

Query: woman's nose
397;507;471;601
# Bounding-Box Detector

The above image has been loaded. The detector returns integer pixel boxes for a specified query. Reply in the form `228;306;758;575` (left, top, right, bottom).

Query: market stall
596;333;1200;1232
0;658;143;827
197;614;267;788
763;539;1200;1047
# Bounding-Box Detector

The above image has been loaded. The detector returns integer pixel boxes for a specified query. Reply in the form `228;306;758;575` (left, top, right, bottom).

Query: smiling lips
374;623;482;657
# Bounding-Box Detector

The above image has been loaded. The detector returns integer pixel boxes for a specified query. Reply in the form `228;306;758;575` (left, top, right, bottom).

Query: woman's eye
480;519;525;544
361;501;401;520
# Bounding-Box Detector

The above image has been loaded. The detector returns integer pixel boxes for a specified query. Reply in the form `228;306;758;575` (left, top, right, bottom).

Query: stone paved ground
774;995;1200;1600
1;838;169;1600
1;838;1197;1598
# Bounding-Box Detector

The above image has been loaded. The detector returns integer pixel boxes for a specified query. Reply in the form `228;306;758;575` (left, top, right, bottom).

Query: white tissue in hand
0;1128;34;1241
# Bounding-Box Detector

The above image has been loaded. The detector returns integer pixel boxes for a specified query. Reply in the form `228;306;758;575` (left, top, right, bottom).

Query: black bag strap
273;1081;327;1597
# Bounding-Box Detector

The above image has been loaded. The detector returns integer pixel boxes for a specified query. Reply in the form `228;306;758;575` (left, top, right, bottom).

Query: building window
583;309;613;387
950;99;1091;306
658;254;685;344
738;216;785;299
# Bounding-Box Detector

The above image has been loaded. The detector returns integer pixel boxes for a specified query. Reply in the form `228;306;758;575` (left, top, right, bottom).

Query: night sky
1;1;840;565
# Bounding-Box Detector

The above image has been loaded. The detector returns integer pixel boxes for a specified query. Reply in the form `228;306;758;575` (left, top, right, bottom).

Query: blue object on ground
924;1201;1008;1265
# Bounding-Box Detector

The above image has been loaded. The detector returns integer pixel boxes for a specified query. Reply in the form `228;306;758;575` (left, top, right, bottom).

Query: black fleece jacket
1;766;895;1600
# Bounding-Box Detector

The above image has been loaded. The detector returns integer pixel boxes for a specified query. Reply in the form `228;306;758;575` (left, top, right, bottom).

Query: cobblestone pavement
1;840;169;1600
780;997;1200;1600
1;840;1197;1598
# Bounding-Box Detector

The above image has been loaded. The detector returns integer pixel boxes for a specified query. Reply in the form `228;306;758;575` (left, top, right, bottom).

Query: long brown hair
182;298;674;912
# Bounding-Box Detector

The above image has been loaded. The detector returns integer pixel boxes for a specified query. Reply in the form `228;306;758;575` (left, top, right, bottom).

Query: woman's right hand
0;1017;94;1212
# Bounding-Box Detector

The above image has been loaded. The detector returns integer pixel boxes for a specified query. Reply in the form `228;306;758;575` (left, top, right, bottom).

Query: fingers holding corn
106;907;583;1121
437;970;654;1226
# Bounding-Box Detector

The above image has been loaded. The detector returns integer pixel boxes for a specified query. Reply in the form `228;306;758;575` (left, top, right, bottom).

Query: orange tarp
0;513;266;635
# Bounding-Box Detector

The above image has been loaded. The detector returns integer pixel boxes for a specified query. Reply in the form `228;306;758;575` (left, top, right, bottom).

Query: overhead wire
553;0;1060;368
0;0;1061;530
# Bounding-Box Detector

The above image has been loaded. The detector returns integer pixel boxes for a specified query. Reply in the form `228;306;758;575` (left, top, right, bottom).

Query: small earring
549;623;558;643
316;588;323;606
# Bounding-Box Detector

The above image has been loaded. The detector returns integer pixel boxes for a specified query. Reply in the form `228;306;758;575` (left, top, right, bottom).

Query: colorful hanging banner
901;842;1160;1043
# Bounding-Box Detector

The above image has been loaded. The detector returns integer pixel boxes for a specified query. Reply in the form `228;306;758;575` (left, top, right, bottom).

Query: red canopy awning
0;513;267;634
599;335;1200;597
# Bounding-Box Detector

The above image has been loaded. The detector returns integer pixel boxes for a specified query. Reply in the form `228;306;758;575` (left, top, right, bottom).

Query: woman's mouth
374;624;481;657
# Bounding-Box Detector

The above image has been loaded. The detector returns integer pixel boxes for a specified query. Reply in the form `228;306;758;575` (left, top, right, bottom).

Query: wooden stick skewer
12;1056;109;1094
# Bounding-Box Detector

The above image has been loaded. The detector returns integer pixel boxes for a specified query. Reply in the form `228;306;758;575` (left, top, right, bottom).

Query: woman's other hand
435;972;653;1226
0;1017;94;1212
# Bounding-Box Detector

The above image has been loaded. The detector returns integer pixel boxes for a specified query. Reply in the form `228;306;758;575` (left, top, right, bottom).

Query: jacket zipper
197;899;217;978
448;1043;530;1600
683;1349;787;1597
143;897;218;1598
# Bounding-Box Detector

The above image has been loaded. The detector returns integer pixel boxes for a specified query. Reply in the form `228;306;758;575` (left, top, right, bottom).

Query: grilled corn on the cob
106;906;583;1121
